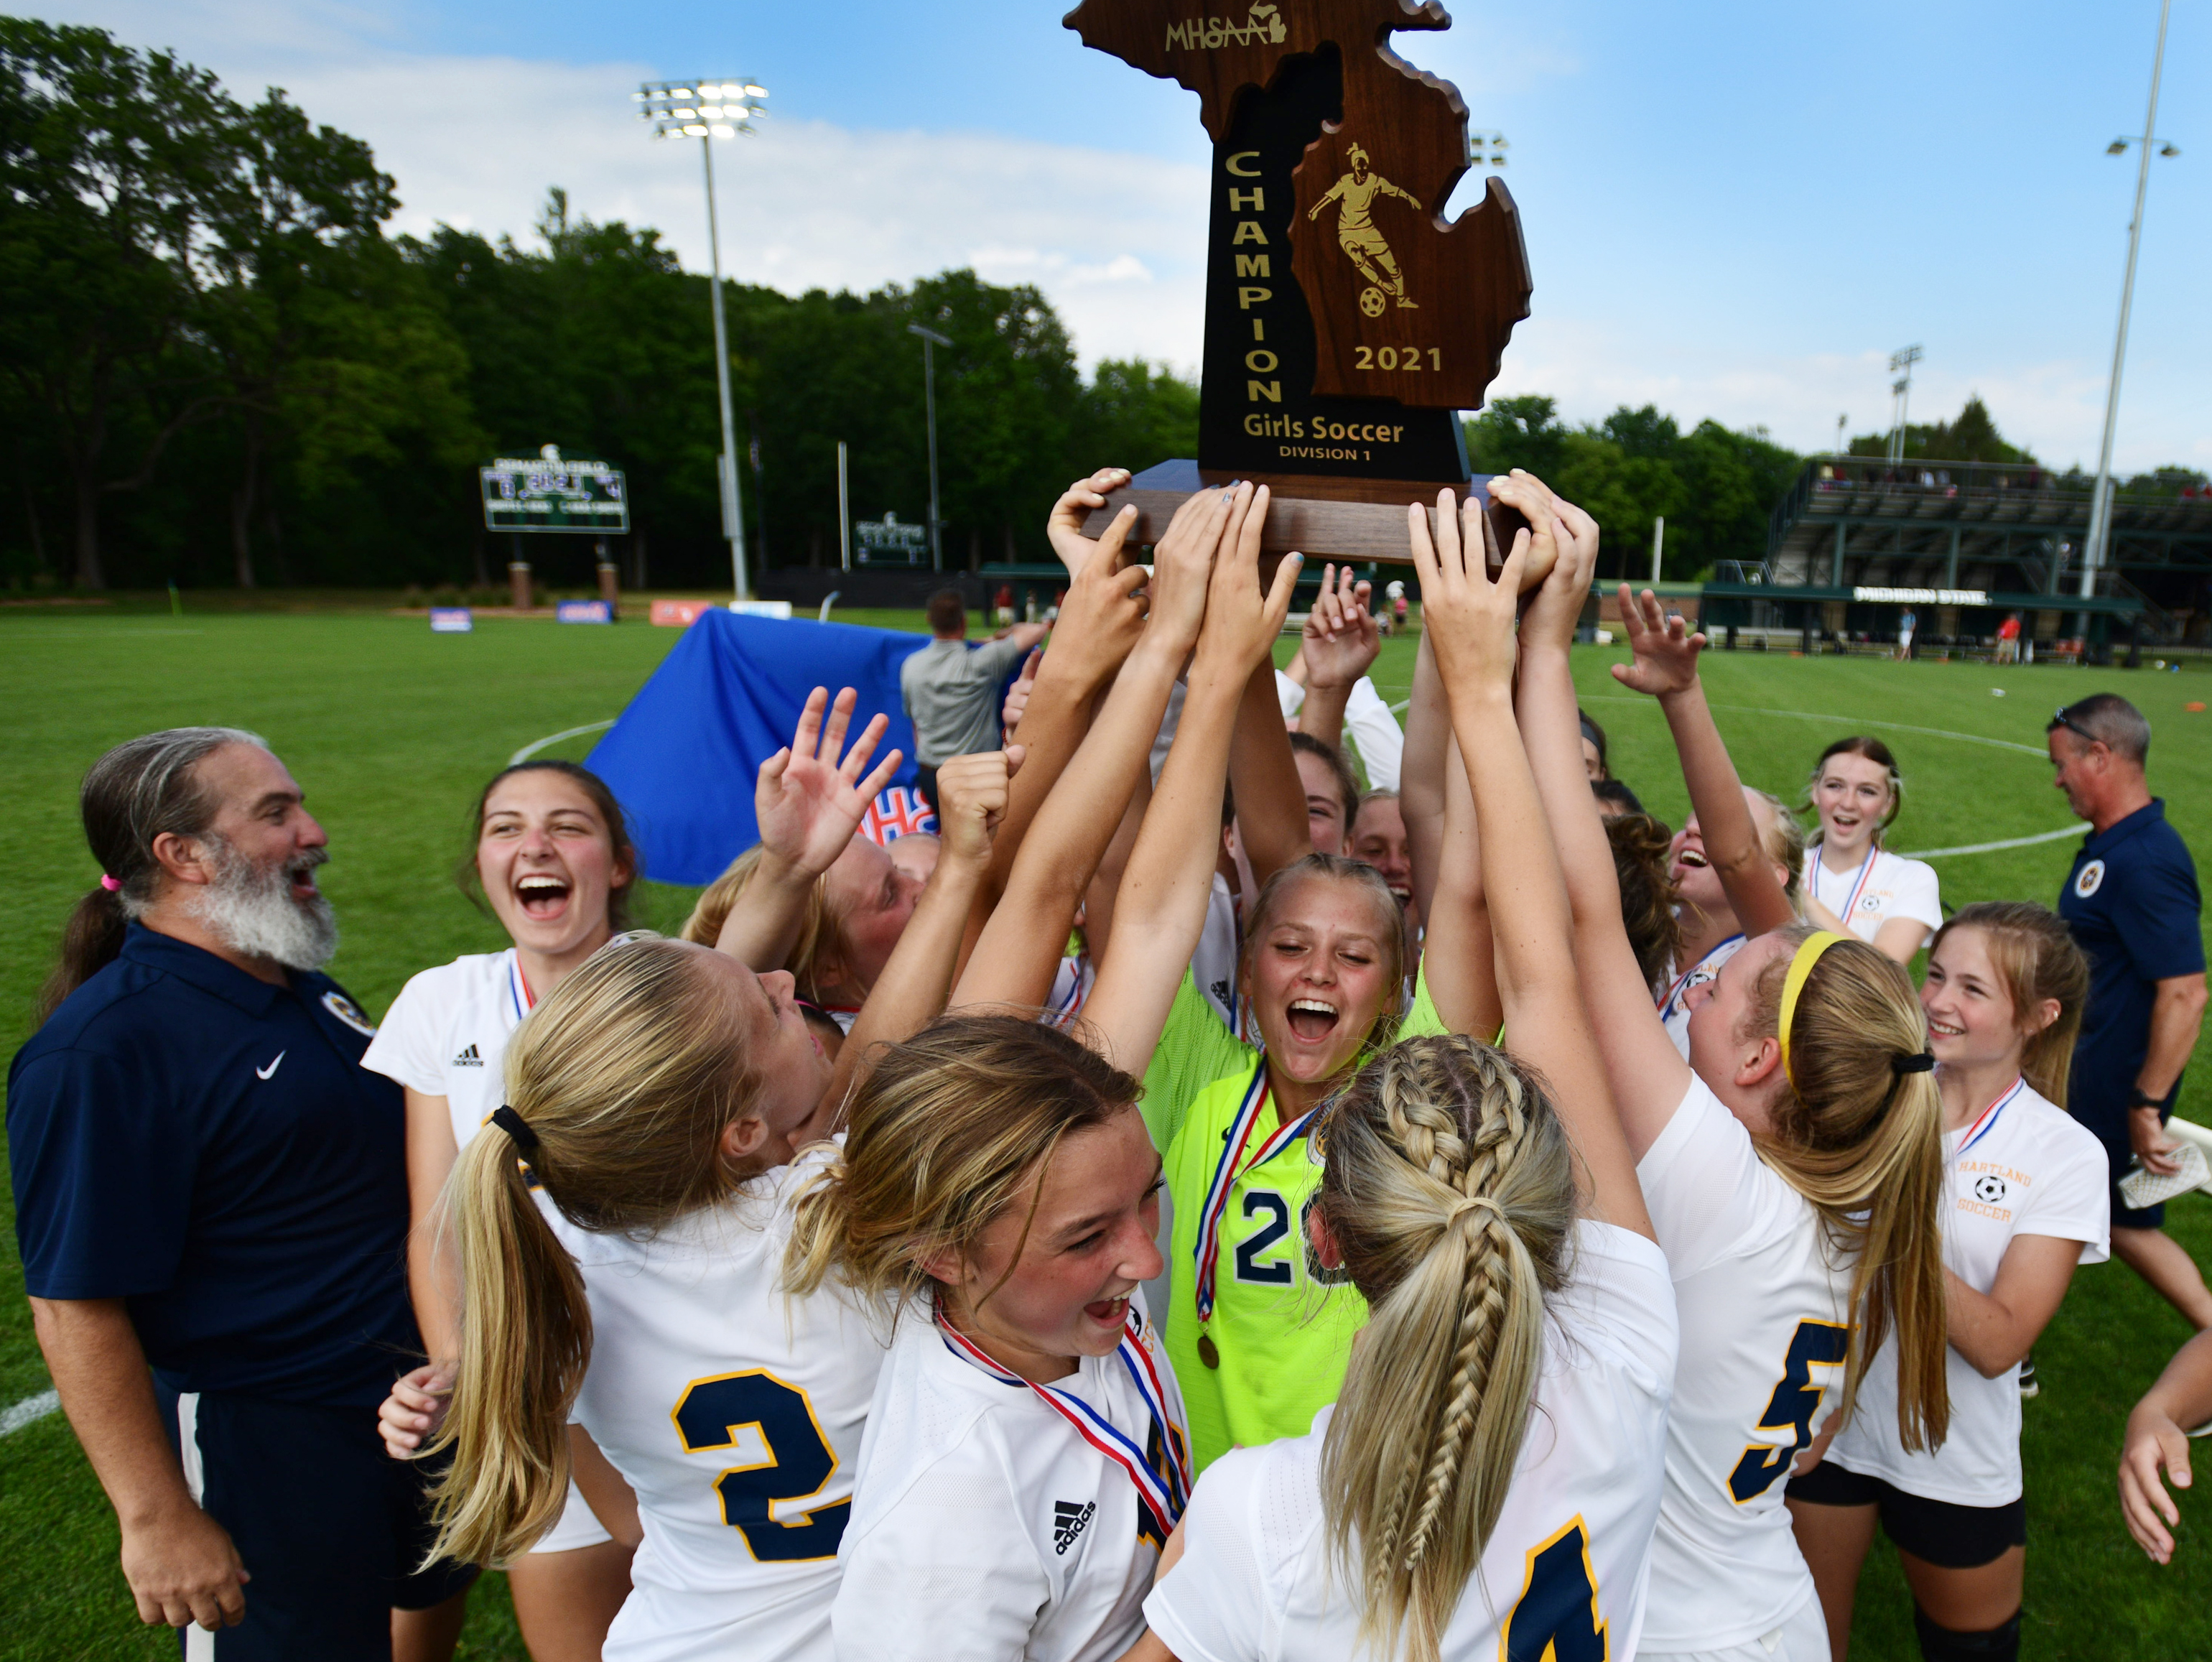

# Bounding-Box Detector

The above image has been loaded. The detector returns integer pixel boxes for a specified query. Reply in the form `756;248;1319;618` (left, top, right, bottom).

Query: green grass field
4;600;2211;1658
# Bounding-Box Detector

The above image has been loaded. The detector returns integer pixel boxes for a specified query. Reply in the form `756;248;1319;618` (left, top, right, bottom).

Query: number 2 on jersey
1728;1319;1850;1503
672;1370;847;1561
1232;1190;1293;1284
1502;1516;1607;1662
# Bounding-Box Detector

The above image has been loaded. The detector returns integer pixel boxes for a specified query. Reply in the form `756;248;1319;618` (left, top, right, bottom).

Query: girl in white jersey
1789;904;2104;1662
1138;478;1674;1662
1522;519;1952;1662
1655;783;1803;1059
363;758;643;1659
1798;735;1942;964
784;1014;1191;1662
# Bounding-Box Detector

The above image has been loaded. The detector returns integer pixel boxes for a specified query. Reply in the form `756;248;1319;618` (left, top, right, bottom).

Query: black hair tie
491;1105;540;1153
1891;1051;1936;1075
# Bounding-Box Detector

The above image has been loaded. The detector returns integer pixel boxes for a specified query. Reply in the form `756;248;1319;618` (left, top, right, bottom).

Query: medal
1190;1056;1317;1370
938;1304;1191;1527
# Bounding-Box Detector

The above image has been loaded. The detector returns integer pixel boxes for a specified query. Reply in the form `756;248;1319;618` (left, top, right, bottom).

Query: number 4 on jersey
672;1370;847;1561
1728;1319;1850;1503
1502;1516;1607;1662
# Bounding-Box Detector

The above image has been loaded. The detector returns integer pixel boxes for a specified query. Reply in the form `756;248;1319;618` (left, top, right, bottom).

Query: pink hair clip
99;874;121;892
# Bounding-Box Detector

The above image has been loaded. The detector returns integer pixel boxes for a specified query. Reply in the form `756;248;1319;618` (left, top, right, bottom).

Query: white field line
1902;826;2083;860
509;720;616;766
1578;694;2051;756
0;1389;59;1436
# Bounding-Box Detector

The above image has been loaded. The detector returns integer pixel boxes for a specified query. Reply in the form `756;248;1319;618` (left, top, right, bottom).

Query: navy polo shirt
2058;799;2206;1138
7;925;419;1407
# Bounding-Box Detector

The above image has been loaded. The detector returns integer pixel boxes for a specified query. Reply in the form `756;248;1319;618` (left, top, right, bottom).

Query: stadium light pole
908;324;952;572
2081;0;2178;608
1885;345;1921;466
638;78;770;602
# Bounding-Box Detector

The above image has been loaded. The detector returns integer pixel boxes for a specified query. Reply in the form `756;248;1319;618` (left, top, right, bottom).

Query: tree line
29;20;2155;595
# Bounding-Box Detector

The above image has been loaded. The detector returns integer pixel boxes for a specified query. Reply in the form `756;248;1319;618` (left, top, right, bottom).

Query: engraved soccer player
1308;144;1422;310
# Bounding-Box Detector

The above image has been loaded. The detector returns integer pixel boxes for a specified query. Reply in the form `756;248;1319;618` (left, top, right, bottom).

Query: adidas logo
1051;1499;1095;1556
452;1044;485;1067
1209;979;1232;1008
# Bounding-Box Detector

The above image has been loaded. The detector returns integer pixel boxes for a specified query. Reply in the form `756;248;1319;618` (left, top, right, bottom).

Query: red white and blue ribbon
1816;848;1883;929
1658;934;1744;1022
1050;950;1090;1028
1957;1077;2027;1164
507;954;535;1023
1191;1057;1319;1324
937;1306;1190;1528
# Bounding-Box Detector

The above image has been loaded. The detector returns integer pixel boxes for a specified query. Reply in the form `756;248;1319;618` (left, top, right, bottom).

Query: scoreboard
480;445;630;534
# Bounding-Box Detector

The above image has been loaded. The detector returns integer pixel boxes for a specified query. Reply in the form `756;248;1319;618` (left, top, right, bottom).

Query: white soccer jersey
1656;934;1747;1062
572;1146;892;1662
362;948;608;1554
1831;1079;2108;1506
832;1291;1188;1662
1143;1222;1676;1662
1801;846;1942;949
1636;1074;1849;1651
1192;873;1242;1034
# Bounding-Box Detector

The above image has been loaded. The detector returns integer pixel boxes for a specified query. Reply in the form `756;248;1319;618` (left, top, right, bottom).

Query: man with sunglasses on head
2050;693;2212;1328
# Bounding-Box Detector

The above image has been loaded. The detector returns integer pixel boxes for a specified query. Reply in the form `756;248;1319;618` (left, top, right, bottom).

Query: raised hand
1300;562;1382;690
1000;648;1043;735
754;687;903;878
1145;481;1241;654
1043;514;1152;692
1492;472;1590;652
1408;487;1545;694
931;748;1024;868
1046;467;1135;577
1610;585;1704;700
1191;484;1300;677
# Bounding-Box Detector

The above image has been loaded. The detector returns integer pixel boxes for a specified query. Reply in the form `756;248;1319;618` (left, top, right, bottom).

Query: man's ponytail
38;728;266;1021
1314;1036;1576;1662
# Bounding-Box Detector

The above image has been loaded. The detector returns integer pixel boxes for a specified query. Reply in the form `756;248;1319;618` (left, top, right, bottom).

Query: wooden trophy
1066;0;1533;566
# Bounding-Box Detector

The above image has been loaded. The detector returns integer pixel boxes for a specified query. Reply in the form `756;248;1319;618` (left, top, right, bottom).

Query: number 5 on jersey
1728;1319;1849;1503
672;1370;847;1561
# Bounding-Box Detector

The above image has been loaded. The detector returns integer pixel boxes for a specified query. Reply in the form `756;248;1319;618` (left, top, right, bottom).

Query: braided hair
1313;1035;1576;1662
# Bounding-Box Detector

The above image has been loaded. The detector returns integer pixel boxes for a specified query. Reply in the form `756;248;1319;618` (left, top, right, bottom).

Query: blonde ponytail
425;935;762;1565
1749;929;1948;1452
428;1128;591;1564
1314;1036;1576;1662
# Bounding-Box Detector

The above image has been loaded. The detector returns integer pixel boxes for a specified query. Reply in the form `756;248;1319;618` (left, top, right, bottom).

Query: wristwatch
2129;1086;2172;1111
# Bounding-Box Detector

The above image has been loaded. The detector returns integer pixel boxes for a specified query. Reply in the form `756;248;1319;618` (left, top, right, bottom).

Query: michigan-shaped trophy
1066;0;1533;559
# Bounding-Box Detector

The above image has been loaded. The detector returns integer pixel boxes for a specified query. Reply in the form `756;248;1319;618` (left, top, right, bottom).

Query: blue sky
36;0;2210;470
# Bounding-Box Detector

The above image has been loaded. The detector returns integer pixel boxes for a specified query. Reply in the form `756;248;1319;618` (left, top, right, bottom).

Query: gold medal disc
1197;1333;1220;1369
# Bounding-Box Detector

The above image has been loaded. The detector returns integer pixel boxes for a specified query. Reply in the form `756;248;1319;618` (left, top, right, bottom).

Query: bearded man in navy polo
9;729;471;1658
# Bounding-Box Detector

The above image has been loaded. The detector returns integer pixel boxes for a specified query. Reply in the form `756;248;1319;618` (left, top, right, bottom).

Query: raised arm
715;687;901;970
1493;473;1691;1157
1398;627;1449;924
1086;486;1301;1079
1226;653;1314;893
1292;565;1379;753
951;487;1224;1012
1413;485;1650;1239
810;748;1019;1134
1613;587;1795;937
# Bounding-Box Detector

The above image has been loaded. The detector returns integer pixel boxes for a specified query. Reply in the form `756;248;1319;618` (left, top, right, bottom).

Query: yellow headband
1776;931;1849;1086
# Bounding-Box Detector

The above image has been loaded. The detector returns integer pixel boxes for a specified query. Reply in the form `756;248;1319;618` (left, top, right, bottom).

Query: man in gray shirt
900;588;1048;811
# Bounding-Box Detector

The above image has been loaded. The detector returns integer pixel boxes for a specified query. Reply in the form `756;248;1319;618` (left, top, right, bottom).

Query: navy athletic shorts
1788;1457;2026;1569
158;1384;478;1659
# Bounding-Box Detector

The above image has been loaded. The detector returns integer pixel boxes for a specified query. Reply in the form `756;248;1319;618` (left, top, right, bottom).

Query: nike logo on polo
452;1044;484;1067
1052;1499;1095;1555
256;1052;286;1080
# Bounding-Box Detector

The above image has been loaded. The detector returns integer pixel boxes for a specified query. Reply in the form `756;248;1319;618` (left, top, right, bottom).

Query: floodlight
2108;139;2128;154
710;124;735;138
2160;142;2180;157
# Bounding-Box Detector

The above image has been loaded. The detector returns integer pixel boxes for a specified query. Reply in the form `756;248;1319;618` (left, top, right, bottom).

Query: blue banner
586;611;939;887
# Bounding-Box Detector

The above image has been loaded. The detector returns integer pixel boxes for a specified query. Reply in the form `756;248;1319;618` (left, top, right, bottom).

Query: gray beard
192;835;339;972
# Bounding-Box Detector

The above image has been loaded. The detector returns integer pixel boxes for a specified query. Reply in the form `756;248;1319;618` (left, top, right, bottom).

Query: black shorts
1788;1458;2025;1569
159;1384;478;1660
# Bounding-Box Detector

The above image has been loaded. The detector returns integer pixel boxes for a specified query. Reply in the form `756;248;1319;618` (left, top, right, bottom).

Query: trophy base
1080;460;1527;567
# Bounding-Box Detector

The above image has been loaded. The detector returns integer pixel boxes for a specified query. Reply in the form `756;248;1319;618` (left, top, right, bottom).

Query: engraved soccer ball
1359;287;1386;318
